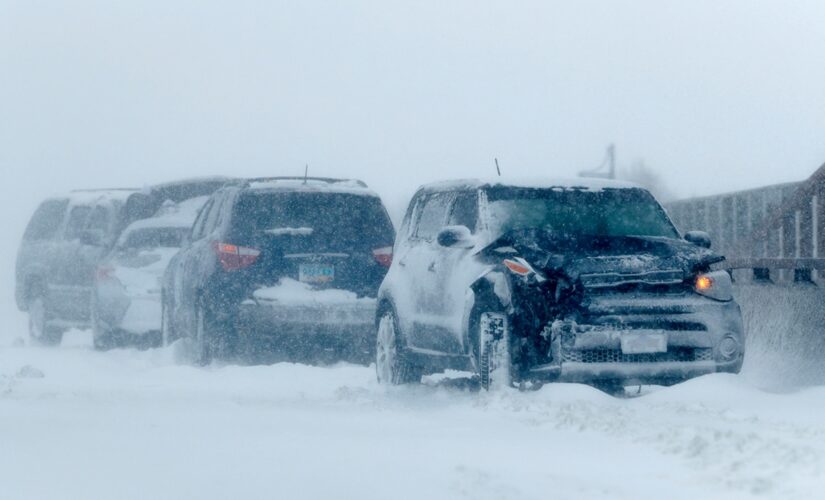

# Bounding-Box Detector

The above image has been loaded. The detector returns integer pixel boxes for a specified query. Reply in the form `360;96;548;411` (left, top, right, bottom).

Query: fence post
753;268;772;282
794;269;814;283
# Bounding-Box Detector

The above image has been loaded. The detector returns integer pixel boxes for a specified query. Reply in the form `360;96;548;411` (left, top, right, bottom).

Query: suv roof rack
242;176;368;188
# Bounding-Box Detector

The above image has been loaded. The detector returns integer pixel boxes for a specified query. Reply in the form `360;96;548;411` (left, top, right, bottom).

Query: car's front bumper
527;294;745;385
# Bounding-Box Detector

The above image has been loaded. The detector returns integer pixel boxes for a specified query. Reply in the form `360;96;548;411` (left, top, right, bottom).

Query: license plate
299;263;335;284
620;332;667;354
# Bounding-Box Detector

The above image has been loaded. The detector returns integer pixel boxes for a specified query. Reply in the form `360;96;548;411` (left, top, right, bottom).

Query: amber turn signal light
695;275;714;291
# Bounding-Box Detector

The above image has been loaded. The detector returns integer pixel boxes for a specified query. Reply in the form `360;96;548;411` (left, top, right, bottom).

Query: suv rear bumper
235;296;377;345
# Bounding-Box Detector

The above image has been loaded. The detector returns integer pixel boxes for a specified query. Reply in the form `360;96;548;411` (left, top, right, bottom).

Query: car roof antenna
495;158;501;177
303;164;309;184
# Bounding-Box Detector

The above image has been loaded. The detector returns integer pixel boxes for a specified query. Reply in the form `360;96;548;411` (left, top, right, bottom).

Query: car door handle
428;262;436;273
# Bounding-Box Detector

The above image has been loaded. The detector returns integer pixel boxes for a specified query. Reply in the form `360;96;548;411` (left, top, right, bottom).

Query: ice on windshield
486;187;679;239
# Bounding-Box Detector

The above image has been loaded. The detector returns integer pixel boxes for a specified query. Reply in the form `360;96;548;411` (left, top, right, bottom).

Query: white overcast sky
2;0;825;299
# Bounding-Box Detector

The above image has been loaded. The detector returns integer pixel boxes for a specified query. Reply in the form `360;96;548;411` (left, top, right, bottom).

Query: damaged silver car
375;178;744;392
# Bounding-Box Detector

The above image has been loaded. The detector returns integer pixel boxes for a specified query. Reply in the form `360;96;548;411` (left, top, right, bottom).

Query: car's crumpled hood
484;229;723;282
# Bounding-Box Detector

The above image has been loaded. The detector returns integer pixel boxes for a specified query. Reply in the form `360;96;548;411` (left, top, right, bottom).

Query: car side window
414;193;452;241
190;199;214;241
23;199;69;241
85;205;110;232
203;192;226;236
64;206;91;240
448;191;478;233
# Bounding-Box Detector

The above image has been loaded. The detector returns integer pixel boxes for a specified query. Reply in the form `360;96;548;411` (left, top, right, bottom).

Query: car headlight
693;270;733;301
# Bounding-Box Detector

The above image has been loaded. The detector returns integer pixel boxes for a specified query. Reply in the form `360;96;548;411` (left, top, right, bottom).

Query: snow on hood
252;278;374;306
128;195;209;231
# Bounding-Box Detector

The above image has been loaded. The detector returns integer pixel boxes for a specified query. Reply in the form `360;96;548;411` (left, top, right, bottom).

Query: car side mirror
437;225;475;249
80;229;105;247
684;230;712;249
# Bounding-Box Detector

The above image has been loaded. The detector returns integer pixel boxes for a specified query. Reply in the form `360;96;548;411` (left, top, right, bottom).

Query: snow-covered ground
1;304;824;500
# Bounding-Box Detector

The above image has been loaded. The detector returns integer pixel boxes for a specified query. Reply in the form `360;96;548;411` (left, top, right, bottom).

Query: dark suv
375;178;745;392
161;177;396;365
16;178;233;345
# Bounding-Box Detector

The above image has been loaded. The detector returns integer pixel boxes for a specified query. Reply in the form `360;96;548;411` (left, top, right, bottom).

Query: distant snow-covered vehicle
376;178;745;392
91;196;209;349
161;177;395;365
16;177;233;346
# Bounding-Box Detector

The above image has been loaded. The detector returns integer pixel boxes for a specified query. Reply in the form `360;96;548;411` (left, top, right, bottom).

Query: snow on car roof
246;177;379;197
121;196;209;232
419;177;643;193
62;188;141;206
150;176;235;190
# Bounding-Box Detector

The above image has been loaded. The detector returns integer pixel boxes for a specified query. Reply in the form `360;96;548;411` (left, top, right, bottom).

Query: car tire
91;298;116;351
376;309;421;385
476;310;513;391
194;301;236;365
194;304;214;366
28;294;62;347
92;324;116;351
161;295;174;347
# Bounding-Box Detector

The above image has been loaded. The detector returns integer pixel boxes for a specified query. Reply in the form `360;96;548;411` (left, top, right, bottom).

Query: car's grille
563;348;713;364
588;319;708;332
580;270;685;290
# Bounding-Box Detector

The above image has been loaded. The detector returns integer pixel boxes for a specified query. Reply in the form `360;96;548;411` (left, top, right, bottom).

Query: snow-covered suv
16;189;140;345
16;178;232;346
376;178;745;391
161;177;395;365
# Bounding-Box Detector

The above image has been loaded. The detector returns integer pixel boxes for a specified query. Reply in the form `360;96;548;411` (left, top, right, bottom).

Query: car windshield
230;191;395;252
118;227;188;249
485;186;679;239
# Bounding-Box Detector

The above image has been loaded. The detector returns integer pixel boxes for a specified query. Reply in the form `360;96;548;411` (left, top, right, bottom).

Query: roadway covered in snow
1;315;823;500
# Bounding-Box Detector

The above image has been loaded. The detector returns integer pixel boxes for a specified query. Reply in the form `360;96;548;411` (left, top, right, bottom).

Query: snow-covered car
375;178;745;392
16;189;140;345
16;178;233;346
161;177;395;365
91;196;209;349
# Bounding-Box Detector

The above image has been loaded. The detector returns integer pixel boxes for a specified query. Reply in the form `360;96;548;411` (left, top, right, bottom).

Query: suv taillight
212;242;261;271
95;266;115;282
372;246;393;268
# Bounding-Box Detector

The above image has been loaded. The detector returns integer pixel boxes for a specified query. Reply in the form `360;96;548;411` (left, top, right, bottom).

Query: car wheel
91;299;115;351
376;309;420;385
193;301;236;365
28;295;62;346
477;311;513;391
161;296;174;347
194;304;213;366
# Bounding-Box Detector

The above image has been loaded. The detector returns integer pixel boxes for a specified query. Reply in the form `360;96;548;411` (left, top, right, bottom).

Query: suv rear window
229;192;395;252
24;199;69;241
